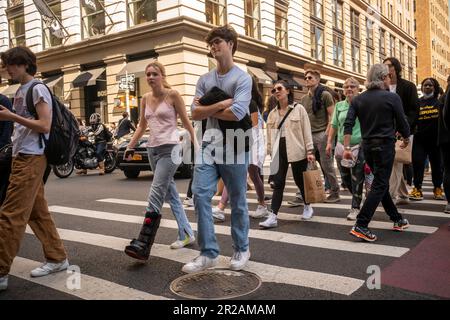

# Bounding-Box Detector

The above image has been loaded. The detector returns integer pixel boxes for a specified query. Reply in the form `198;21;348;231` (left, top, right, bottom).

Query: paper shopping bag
394;136;413;164
303;165;326;203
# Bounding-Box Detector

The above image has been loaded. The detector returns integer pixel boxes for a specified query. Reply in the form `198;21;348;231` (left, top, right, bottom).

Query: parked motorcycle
53;131;117;178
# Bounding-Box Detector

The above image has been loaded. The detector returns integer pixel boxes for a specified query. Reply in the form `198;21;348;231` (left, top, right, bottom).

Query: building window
399;41;405;65
8;14;25;47
408;46;413;81
379;28;386;61
311;24;324;61
43;0;63;49
205;0;227;26
366;18;374;47
244;0;260;39
352;43;361;73
332;0;343;30
275;0;288;49
127;0;157;27
333;34;344;67
311;0;323;20
389;35;396;57
367;49;374;69
81;0;106;38
350;9;360;41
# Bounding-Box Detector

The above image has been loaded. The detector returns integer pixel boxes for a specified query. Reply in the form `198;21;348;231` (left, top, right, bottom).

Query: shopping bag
303;162;326;203
394;136;413;164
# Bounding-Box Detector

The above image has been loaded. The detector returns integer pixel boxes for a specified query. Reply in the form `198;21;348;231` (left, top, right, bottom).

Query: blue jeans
95;142;107;162
147;144;194;241
192;145;249;258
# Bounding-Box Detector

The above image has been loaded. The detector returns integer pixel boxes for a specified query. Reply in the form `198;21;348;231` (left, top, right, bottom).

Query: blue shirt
192;65;252;135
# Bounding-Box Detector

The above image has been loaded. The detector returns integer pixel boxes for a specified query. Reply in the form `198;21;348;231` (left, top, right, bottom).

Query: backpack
26;82;80;165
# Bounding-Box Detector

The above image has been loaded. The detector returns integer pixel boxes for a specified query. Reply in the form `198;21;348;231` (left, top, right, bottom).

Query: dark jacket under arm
396;78;419;129
0;94;13;148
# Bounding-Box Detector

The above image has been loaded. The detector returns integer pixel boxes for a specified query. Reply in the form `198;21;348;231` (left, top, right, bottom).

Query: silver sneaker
229;250;250;271
0;275;8;291
212;207;226;222
347;208;359;221
302;205;314;220
30;259;69;278
182;255;218;273
250;205;270;218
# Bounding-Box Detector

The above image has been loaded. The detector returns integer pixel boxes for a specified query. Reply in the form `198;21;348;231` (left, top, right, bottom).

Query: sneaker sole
259;224;277;229
346;216;357;221
349;229;377;242
30;264;69;277
409;197;423;201
393;225;410;231
124;249;149;261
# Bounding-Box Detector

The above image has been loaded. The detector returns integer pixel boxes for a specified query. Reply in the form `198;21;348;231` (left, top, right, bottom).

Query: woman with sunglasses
259;80;315;229
326;78;364;221
408;78;445;201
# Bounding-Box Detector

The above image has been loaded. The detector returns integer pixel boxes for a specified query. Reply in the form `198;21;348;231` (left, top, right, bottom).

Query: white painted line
82;204;410;258
11;256;171;300
24;226;364;296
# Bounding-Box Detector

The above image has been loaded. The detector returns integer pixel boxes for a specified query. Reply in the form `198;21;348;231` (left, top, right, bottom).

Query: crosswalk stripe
84;203;409;258
11;256;171;300
92;198;436;234
24;226;365;296
175;194;450;219
246;189;445;206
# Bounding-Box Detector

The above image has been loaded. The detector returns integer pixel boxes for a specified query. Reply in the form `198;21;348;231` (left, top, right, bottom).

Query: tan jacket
266;103;314;163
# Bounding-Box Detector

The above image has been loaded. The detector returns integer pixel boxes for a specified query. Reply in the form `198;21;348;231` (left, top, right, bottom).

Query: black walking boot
124;210;161;260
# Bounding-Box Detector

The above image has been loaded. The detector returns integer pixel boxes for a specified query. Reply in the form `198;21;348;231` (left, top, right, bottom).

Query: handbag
0;144;12;166
303;162;326;203
394;136;413;164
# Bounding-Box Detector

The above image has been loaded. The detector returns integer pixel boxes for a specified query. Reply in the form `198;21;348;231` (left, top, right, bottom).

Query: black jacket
344;89;410;141
438;90;450;146
395;78;419;129
0;94;13;149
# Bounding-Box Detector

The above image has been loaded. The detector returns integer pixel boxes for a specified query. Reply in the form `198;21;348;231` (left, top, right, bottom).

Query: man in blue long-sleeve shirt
343;64;411;242
0;93;13;205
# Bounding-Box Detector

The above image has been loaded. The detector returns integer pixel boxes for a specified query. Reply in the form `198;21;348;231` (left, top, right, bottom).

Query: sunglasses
304;76;314;80
271;86;284;94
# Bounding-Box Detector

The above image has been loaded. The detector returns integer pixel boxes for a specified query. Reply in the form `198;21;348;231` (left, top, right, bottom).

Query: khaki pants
389;161;409;199
0;155;67;275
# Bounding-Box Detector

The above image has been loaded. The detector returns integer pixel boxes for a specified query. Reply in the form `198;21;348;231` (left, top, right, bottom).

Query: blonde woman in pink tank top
123;62;197;261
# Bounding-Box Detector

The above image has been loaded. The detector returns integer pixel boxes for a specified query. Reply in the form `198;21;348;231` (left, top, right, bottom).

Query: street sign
119;82;135;91
120;74;135;83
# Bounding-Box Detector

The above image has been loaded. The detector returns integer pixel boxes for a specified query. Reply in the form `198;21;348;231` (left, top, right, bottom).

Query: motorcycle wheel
52;159;74;178
104;151;117;174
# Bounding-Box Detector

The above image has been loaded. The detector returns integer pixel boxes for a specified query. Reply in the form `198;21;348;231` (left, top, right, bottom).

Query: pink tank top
145;96;179;147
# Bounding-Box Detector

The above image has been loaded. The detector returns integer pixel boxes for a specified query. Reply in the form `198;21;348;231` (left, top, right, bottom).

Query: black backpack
26;82;80;165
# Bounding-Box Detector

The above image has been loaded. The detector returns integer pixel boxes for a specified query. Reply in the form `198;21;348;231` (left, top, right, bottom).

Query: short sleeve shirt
12;80;53;156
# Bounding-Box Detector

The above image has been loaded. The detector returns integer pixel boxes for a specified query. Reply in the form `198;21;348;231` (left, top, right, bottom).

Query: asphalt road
1;165;449;302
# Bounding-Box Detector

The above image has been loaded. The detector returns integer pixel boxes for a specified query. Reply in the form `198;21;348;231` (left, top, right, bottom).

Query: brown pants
0;155;67;275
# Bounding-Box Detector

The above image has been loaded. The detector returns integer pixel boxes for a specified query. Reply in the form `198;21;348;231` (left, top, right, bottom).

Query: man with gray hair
343;64;411;242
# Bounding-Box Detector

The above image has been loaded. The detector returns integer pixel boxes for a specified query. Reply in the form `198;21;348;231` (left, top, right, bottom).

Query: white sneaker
250;205;269;218
30;259;69;278
183;197;194;207
259;212;277;229
212;207;226;222
229;250;251;271
170;235;196;249
0;275;8;291
347;208;359;221
182;255;218;273
396;196;410;206
302;205;314;220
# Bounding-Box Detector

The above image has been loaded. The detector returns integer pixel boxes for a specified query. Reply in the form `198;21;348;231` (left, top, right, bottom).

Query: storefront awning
116;58;156;81
43;75;63;91
278;73;301;90
0;83;20;98
247;66;274;85
72;68;105;88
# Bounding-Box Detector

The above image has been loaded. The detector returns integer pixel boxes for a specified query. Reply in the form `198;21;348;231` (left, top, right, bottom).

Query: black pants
339;149;365;209
0;162;11;206
357;140;403;228
270;138;308;215
413;137;443;189
441;143;450;203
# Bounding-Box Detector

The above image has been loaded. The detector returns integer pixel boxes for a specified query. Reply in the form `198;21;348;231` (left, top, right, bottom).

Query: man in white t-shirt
0;46;69;291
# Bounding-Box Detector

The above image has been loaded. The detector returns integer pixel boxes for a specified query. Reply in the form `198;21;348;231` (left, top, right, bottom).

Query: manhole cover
170;269;262;300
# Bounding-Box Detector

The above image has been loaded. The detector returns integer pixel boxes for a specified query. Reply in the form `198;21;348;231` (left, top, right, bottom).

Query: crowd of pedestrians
1;24;449;291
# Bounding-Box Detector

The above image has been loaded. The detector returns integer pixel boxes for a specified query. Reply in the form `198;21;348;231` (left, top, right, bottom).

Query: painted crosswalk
7;174;447;300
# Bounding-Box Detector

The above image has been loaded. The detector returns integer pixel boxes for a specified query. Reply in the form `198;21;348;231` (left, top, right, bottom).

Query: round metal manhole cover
170;269;262;300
